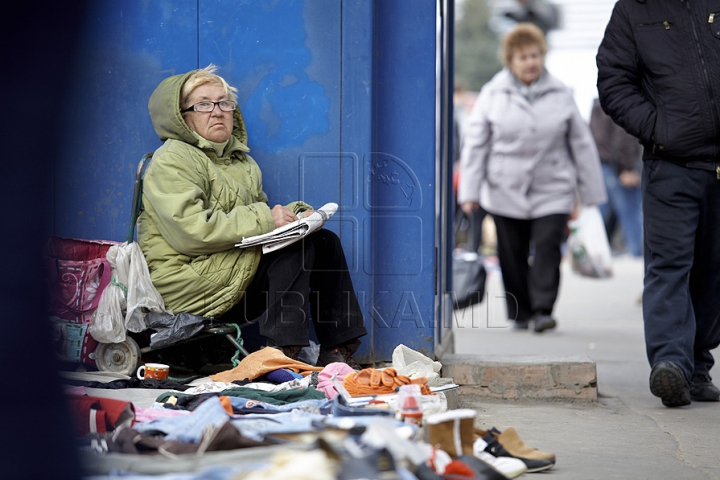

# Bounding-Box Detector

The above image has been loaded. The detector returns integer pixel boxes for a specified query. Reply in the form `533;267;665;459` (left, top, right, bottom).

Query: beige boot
425;409;476;458
484;427;556;464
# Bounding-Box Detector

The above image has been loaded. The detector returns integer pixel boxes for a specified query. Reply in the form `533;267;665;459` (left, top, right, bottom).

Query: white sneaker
473;438;528;478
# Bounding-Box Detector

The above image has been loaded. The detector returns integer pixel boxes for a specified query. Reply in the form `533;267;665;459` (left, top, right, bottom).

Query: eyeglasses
181;100;237;113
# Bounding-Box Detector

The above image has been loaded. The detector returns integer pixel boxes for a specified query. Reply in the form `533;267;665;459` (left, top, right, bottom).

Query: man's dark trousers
642;159;720;380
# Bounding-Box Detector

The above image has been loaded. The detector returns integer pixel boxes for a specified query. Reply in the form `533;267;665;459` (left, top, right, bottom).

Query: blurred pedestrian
453;83;486;253
589;98;643;257
458;23;606;333
597;0;720;407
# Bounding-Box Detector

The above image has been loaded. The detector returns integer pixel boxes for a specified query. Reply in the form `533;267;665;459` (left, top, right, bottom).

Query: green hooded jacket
138;70;310;318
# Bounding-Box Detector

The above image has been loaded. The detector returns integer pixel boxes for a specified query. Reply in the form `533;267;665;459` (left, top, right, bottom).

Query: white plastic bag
567;205;613;278
89;244;130;343
392;344;443;386
125;241;170;332
89;242;171;343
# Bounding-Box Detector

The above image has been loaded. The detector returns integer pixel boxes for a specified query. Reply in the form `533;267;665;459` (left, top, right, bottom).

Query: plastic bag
89;242;171;343
89;244;130;343
392;344;443;386
125;241;170;332
567;205;613;278
144;311;207;348
298;340;320;366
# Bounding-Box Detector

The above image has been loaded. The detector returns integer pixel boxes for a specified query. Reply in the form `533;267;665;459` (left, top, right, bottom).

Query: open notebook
236;202;338;254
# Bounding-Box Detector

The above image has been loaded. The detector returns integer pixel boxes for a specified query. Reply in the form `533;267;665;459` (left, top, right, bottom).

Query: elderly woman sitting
139;65;366;367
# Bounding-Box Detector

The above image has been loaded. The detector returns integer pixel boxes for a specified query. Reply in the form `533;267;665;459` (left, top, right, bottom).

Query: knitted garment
264;368;303;384
316;362;356;400
342;367;433;397
209;347;323;383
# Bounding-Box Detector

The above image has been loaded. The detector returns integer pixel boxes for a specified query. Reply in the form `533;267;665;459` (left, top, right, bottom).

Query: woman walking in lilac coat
458;23;606;332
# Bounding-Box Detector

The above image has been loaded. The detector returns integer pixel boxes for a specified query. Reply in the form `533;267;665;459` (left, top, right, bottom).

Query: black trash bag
144;311;210;348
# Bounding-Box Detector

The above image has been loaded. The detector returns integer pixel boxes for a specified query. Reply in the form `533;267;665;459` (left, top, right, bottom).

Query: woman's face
509;44;543;86
182;83;234;143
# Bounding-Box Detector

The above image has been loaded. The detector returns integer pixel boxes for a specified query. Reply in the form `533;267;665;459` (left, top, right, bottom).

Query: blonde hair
181;64;238;109
500;23;547;66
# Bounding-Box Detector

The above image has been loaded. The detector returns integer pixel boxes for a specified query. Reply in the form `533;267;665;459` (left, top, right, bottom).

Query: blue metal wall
57;0;441;362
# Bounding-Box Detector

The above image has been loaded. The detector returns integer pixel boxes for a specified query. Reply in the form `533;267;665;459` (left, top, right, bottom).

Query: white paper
236;202;338;254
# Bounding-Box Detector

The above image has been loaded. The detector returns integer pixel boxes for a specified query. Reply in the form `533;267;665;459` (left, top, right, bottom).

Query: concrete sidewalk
446;256;720;480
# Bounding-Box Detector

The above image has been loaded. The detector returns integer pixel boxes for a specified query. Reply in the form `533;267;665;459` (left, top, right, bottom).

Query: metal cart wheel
95;337;141;376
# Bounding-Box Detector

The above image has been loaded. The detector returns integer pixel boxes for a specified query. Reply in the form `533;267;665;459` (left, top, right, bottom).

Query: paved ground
450;256;720;480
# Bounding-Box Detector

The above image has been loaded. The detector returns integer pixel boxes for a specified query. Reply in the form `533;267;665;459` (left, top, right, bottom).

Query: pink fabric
64;386;87;396
134;406;191;423
317;363;356;399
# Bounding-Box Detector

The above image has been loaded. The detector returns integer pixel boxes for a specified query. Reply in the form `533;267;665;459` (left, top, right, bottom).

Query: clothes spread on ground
65;344;557;479
83;376;203;391
156;385;327;408
66;394;135;436
209;347;324;383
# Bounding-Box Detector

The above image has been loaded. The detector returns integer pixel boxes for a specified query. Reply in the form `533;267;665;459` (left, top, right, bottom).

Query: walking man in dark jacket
597;0;720;407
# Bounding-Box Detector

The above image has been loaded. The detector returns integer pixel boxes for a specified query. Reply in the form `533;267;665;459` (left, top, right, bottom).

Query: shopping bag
567;205;613;278
45;236;120;366
452;250;487;309
452;207;487;309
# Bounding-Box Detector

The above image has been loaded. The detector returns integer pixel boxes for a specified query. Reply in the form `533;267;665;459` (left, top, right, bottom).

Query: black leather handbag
451;210;487;310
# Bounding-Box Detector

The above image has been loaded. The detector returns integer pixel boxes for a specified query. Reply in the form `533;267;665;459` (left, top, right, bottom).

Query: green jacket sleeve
143;149;275;256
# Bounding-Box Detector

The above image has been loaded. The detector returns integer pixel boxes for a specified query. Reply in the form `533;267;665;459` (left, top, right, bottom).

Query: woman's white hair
180;64;238;109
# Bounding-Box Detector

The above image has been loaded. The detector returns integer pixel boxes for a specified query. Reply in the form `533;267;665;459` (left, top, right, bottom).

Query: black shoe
690;374;720;402
649;361;691;407
513;319;530;330
318;338;362;369
532;313;556;333
267;344;303;361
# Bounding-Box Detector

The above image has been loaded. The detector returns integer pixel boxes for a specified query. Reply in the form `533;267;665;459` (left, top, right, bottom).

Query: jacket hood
148;70;249;149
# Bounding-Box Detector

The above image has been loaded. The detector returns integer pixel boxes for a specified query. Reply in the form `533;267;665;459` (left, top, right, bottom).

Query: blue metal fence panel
197;0;389;362
340;1;374;361
370;0;438;359
57;1;197;241
56;0;439;362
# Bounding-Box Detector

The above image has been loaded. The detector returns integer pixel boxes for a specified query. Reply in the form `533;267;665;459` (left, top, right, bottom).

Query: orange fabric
342;367;433;397
209;346;323;383
219;396;233;415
